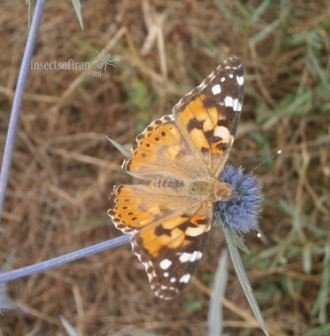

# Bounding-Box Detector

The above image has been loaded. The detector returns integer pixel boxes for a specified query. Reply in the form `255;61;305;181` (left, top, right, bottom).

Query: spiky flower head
214;165;263;233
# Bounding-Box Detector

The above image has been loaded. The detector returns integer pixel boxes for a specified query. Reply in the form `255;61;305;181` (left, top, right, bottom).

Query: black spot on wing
155;225;172;236
187;118;204;132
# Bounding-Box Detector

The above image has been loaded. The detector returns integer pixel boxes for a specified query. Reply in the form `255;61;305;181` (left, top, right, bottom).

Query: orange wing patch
136;210;210;258
175;94;234;175
126;117;181;171
124;116;208;179
178;95;216;151
108;184;203;234
109;185;154;233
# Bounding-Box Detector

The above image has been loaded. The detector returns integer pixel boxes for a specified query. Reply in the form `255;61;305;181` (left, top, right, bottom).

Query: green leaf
312;243;330;323
208;249;228;336
214;0;236;21
230;229;251;254
106;136;131;159
60;316;79;336
0;256;16;311
304;324;330;336
0;278;15;311
26;0;35;27
184;294;203;312
129;330;161;336
250;0;290;44
223;225;270;336
70;0;84;29
302;243;312;274
251;0;272;23
127;81;151;111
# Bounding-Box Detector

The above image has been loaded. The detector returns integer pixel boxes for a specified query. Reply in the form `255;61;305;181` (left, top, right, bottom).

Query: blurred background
0;1;329;335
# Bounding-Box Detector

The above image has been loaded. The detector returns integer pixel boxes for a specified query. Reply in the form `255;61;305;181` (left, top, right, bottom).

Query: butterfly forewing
174;56;244;176
124;116;209;180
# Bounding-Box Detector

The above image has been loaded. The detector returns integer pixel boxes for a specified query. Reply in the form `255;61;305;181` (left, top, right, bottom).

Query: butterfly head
213;179;236;202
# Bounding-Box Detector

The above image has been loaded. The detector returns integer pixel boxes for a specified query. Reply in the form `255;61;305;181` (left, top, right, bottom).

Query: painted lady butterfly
108;57;244;299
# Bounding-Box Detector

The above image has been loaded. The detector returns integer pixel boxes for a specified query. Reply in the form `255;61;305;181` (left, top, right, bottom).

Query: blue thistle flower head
214;164;263;233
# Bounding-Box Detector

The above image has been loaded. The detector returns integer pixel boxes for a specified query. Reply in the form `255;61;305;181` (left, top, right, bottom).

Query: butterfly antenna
251;149;282;173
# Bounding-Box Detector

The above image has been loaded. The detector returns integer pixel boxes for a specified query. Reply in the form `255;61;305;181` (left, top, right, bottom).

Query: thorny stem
0;235;131;283
0;0;45;224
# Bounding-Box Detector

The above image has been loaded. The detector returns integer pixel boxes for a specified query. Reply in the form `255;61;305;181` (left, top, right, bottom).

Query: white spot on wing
213;126;230;141
147;272;153;281
194;251;203;260
160;259;172;270
185;226;205;237
211;84;221;95
224;96;233;107
179;274;191;283
170;277;176;283
233;99;240;111
179;251;203;263
179;253;190;263
236;75;244;85
224;96;241;111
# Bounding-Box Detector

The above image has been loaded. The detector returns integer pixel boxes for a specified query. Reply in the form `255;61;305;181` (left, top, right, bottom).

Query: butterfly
108;57;244;299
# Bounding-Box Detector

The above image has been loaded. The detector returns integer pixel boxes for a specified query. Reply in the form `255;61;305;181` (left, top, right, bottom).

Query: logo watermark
95;49;118;72
30;50;119;78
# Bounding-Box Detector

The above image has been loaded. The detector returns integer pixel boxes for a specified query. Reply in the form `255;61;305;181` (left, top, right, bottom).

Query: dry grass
0;0;329;335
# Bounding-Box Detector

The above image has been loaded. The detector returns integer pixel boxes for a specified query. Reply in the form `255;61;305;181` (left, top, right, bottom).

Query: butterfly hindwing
109;184;212;299
131;202;212;299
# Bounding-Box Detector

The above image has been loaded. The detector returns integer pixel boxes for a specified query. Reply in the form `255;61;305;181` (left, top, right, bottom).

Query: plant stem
0;0;45;224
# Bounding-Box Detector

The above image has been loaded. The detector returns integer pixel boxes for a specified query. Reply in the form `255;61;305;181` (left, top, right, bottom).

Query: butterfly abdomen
149;177;228;202
149;178;185;191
